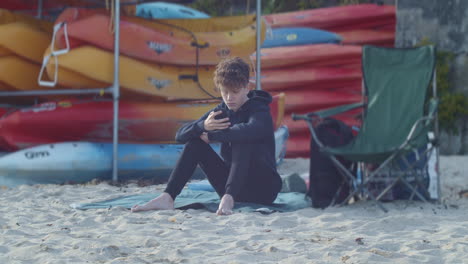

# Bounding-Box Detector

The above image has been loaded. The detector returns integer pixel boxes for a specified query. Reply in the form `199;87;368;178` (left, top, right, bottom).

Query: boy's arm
207;109;273;143
175;108;216;143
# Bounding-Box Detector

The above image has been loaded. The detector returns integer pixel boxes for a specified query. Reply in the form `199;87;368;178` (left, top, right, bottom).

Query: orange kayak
54;8;265;66
251;44;362;69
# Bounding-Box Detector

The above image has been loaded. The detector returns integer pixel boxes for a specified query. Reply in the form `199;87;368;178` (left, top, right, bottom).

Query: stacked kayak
0;4;287;189
41;8;266;100
0;126;289;187
251;43;364;158
54;8;264;66
252;3;396;157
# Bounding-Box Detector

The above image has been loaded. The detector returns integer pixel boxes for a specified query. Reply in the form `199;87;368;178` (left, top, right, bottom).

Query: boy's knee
231;142;257;151
184;138;208;150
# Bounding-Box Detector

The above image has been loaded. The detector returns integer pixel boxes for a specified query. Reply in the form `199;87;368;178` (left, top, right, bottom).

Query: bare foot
131;192;175;212
216;194;234;215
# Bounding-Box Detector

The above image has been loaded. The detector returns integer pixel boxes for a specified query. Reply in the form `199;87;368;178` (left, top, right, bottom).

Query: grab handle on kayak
179;75;199;81
51;22;70;56
190;42;209;49
37;54;58;87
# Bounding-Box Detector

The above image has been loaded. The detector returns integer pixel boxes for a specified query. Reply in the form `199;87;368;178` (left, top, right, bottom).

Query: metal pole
0;87;112;97
112;0;121;182
255;0;261;90
433;68;440;201
37;0;43;19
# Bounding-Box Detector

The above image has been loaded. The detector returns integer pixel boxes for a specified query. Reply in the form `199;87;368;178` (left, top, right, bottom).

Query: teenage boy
131;57;282;215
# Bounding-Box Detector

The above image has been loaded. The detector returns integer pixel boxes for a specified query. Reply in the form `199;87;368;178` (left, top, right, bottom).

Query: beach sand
1;156;467;264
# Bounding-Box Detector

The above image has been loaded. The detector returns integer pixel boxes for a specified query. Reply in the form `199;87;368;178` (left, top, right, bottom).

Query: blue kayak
136;2;210;19
261;27;341;48
0;126;288;187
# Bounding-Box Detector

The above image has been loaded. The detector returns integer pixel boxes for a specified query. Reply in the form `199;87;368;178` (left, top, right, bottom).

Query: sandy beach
1;155;467;264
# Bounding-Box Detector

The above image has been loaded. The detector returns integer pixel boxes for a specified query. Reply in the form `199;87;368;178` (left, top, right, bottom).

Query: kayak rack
0;0;264;182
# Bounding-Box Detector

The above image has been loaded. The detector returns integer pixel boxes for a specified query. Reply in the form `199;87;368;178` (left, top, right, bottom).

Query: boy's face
219;85;250;112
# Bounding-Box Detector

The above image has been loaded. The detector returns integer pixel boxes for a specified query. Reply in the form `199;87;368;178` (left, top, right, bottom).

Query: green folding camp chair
293;45;439;212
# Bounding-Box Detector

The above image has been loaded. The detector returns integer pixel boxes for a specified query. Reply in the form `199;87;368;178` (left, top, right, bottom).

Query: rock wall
396;0;468;154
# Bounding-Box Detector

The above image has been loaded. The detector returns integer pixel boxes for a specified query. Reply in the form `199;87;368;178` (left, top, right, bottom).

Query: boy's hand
203;111;230;131
200;132;210;143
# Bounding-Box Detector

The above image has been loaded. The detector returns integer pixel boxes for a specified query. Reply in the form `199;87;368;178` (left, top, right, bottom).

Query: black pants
164;139;278;204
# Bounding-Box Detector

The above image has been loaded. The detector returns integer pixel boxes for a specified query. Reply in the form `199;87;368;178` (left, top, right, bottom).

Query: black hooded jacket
175;90;282;197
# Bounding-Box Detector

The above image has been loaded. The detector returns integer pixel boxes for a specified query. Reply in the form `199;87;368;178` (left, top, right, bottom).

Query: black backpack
308;117;355;209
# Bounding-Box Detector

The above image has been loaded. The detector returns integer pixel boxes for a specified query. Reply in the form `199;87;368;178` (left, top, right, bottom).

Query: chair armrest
291;102;364;151
292;102;364;121
427;98;439;121
403;98;439;147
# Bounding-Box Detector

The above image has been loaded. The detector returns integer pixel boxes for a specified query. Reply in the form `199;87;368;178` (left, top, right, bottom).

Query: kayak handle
51;22;70;56
38;54;58;87
179;75;199;81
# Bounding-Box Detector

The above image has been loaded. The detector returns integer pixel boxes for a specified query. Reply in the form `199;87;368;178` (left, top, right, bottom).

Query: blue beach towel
71;189;310;214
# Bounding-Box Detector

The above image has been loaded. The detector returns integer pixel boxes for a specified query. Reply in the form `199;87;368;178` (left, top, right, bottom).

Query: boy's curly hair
213;57;250;92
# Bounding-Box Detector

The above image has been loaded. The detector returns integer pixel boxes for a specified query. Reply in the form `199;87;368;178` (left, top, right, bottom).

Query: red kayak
285;107;362;158
0;94;284;151
0;99;215;151
285;134;311;158
337;29;395;46
283;106;362;136
258;66;362;91
263;4;396;31
251;44;362;69
276;85;362;113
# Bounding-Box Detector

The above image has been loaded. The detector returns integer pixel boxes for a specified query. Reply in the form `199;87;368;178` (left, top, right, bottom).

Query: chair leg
365;147;432;205
328;155;389;212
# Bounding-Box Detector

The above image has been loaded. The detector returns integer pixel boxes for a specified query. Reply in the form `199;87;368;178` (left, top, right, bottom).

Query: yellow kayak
45;45;220;100
0;8;53;33
0;56;48;92
0;22;52;63
0;55;62;104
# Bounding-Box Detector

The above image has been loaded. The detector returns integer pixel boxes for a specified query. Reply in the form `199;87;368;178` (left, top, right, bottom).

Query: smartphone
214;109;229;120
